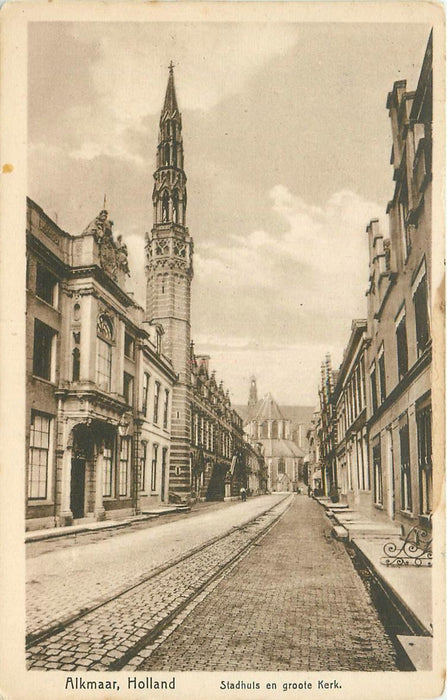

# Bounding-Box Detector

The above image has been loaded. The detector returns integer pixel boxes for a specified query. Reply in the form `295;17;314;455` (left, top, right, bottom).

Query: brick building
364;31;432;534
317;32;433;534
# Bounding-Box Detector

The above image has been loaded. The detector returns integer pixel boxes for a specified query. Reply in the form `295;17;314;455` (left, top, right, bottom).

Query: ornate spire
162;61;179;117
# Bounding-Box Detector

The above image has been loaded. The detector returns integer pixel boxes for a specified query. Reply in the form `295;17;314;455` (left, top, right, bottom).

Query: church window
163;144;170;166
278;457;285;474
271;421;279;439
260;421;268;439
161;191;169;222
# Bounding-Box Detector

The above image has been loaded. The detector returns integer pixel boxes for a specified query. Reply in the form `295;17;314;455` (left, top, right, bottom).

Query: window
271;421;279;439
28;412;51;499
102;442;113;497
124;332;135;360
399;176;411;259
372;437;383;505
378;345;386;404
156;330;162;354
172;189;179;223
153;381;160;424
97;338;112;391
142;372;150;416
278;457;285;474
35;264;58;306
151;443;158;491
33;319;56;381
72;347;80;381
414;275;430;356
396;314;408;380
399;414;412;511
162;190;169;222
96;315;113;392
163;389;169;429
123;372;133;405
119;438;130;496
417;403;432;516
370;365;378;414
139;441;147;492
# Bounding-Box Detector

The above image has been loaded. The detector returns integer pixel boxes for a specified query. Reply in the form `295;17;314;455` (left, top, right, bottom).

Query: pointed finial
169;60;175;74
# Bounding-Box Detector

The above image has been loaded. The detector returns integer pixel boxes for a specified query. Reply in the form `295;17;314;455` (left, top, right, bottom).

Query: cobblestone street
137;496;399;672
26;494;286;640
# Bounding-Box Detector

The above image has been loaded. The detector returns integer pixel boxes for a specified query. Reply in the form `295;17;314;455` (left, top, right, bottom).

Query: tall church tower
146;64;193;497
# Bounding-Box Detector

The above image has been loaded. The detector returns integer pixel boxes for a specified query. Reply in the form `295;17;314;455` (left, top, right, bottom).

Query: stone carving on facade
82;210;130;280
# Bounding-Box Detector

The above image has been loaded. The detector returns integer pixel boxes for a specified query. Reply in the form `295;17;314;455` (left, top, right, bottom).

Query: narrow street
136;495;399;672
26;495;399;672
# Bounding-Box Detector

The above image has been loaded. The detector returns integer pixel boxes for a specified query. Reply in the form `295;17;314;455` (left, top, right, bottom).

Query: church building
243;378;305;492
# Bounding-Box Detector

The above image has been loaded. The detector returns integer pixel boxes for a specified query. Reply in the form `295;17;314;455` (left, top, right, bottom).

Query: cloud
193;185;379;335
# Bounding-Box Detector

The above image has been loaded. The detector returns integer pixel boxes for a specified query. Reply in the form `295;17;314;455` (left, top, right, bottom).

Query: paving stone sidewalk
138;495;399;672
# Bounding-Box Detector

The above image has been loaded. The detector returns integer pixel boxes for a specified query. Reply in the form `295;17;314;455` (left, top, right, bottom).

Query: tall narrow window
370;365;378;414
96;314;113;392
28;412;52;499
378;345;386;404
151;443;159;491
119;438;130;496
399;414;412;512
161;190;169;222
396;314;408;380
414;275;430;356
33;319;56;381
72;347;80;381
139;441;147;492
399;176;411;259
123;372;133;405
172;189;179;223
278;457;285;474
102;442;113;497
163;389;169;429
417;403;432;516
153;381;160;424
142;372;150;416
372;437;383;505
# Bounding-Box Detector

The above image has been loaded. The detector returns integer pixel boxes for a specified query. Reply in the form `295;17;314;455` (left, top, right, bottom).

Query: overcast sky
28;21;430;406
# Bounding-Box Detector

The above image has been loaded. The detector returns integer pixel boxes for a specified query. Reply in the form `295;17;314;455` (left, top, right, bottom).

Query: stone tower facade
146;65;193;497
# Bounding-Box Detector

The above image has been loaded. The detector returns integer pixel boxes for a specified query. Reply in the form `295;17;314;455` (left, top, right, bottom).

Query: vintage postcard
0;2;444;699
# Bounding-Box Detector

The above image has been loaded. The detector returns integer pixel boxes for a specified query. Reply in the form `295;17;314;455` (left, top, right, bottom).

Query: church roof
163;63;179;117
260;438;305;459
252;393;285;422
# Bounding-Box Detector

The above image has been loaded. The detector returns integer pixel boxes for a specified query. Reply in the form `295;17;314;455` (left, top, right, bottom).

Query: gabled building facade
365;32;433;534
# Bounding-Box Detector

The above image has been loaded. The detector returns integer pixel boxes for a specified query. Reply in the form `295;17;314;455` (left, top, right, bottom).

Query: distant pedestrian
240;487;247;502
307;485;313;498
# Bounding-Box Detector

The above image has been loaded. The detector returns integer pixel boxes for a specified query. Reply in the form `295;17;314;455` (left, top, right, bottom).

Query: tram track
26;495;293;671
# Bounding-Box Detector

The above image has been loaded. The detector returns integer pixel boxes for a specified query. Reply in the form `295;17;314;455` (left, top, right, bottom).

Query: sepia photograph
0;2;444;699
